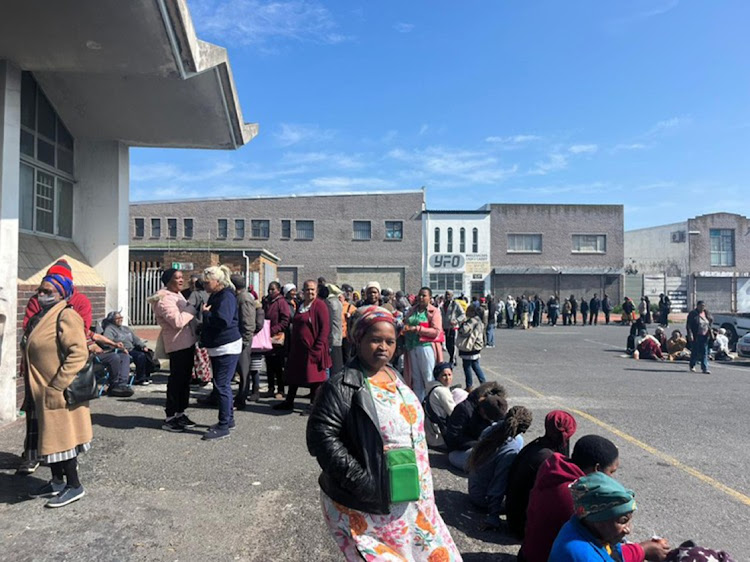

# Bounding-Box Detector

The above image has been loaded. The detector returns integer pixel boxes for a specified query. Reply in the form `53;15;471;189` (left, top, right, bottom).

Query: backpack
422;385;448;435
456;319;484;352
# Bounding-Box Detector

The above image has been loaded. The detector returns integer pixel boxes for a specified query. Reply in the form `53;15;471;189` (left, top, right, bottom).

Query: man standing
686;300;713;374
589;294;601;325
357;281;381;307
601;294;612;325
569;295;578;325
520;295;530;330
579;297;589;326
486;295;497;347
441;290;465;365
231;274;258;408
658;293;672;326
324;284;344;375
339;285;357;362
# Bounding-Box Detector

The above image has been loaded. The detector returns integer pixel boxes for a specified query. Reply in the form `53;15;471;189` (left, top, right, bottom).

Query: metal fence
129;269;161;325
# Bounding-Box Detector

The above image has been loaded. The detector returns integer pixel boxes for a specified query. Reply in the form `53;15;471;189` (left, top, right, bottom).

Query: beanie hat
46;259;73;281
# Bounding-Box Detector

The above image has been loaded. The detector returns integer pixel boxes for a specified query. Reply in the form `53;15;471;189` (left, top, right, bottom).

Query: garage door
695;277;732;313
336;267;405;293
738;277;750;313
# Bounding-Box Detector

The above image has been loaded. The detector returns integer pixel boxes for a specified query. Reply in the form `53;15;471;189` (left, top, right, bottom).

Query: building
625;212;750;312
128;191;425;309
0;0;256;422
487;204;624;302
421;210;492;297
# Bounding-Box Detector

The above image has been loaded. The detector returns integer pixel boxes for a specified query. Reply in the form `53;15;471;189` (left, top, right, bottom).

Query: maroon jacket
284;298;331;386
263;294;291;337
24;289;93;333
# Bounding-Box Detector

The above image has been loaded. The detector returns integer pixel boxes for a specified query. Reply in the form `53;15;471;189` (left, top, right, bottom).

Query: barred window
710;229;735;266
281;220;291;239
251;219;270;238
296;220;314;240
353;221;372;240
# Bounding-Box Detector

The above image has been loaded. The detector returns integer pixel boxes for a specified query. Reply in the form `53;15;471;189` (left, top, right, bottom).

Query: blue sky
130;0;750;230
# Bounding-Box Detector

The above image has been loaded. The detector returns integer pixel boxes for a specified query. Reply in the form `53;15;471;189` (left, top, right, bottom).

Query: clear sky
130;0;750;230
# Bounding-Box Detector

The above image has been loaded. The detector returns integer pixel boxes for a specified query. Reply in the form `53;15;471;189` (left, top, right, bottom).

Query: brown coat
25;301;92;456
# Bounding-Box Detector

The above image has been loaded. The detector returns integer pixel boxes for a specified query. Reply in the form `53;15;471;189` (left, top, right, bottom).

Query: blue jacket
201;287;241;349
548;517;622;561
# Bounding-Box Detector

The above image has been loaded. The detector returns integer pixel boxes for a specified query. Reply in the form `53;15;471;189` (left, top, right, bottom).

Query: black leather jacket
306;359;392;514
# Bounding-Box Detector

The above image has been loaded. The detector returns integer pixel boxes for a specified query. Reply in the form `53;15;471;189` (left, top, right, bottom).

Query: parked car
737;332;750;358
711;313;750;351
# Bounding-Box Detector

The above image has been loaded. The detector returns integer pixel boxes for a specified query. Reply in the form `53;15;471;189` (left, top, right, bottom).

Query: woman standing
152;269;197;433
263;281;291;399
24;274;91;507
456;305;486;391
274;280;331;412
402;287;444;402
307;306;461;561
200;265;242;440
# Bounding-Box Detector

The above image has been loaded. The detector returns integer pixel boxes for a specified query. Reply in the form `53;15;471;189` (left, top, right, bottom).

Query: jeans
166;346;194;417
129;349;151;380
210;353;240;429
448;449;471;472
486;324;495;346
97;351;131;386
690;335;710;372
462;358;486;388
589;310;599;325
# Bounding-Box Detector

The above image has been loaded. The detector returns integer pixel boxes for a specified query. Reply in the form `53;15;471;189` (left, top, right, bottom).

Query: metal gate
622;274;643;301
695;277;732;313
129;268;162;326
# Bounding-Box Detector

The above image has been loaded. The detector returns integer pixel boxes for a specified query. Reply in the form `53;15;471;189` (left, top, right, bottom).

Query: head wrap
432;362;453;379
42;273;74;300
161;268;178;286
351;306;395;345
46;259;73;280
327;283;343;297
282;283;296;296
365;281;381;292
544;410;577;443
571;472;636;522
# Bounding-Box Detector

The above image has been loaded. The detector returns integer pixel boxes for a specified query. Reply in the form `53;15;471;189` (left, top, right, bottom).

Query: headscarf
571;472;636;522
161;268;178;286
351;306;395;345
544;410;577;443
42;273;73;300
327;283;343;297
283;283;296;296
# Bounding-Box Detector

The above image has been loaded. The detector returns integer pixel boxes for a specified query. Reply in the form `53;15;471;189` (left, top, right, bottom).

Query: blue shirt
549;517;623;561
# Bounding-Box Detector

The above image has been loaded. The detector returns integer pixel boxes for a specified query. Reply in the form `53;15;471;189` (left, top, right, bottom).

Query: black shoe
177;414;197;429
45;485;85;508
248;393;260;403
162;418;185;432
272;401;294;411
209;420;235;431
108;384;134;397
16;459;40;475
29;479;66;498
202;426;230;441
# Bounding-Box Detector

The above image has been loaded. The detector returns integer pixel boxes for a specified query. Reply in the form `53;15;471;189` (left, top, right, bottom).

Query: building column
73;141;130;321
0;61;21;422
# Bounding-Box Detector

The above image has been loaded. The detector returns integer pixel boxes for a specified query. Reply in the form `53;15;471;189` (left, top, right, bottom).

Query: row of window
434;227;480;253
134;218;405;241
505;233;608;254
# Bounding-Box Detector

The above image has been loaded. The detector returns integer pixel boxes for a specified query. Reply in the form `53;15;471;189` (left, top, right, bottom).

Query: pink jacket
152;289;197;353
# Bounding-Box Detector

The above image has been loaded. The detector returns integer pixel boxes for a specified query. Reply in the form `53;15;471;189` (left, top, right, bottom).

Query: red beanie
47;259;73;281
544;410;577;443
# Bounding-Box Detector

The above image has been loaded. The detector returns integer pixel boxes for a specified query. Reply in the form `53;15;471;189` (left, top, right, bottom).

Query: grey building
129;191;425;297
625;212;750;312
487;204;624;302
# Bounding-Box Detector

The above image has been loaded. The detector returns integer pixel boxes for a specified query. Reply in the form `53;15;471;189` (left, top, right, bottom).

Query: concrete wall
130;192;425;292
688;213;750;274
0;61;21;422
624;222;688;276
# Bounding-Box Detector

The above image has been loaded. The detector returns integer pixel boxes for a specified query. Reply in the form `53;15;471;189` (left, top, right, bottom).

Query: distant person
547;296;560;326
588;294;600;325
102;310;154;385
456;305;487;391
713;328;732;361
579;297;589;326
402;287;444;401
424;362;467;448
231;274;263;408
602;293;613;325
667;330;690;361
263;281;291;398
441;290;465;365
520;295;530;330
561;298;572;326
486;295;497;347
686;300;713;374
636;330;664;361
622;297;635;325
569;295;578;325
505;295;516;329
658;293;672;326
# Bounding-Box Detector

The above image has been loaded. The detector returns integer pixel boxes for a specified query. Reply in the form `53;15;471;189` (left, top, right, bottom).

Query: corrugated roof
18;233;105;286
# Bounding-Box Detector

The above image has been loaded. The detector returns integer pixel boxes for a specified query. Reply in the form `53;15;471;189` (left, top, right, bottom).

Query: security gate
129;268;162;325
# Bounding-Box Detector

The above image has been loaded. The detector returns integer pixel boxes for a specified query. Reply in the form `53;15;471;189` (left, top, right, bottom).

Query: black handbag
56;306;100;406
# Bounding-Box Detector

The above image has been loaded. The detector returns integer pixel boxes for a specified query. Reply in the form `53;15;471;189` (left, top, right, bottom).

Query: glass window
20;130;34;157
36;92;56;140
460;228;466;253
710;229;735;266
353;220;371;240
447;228;453;252
57;147;73;175
19;163;34;230
235;219;245;239
57;119;74;150
21;72;36;129
151;218;161;238
296;220;314;240
252;219;270;238
572;234;606;253
434;227;440;253
57;179;73;238
217;219;228;239
385;221;403;240
37;138;55;166
134;218;145;238
281;219;291;239
507;234;542;253
167;218;177;238
429;273;464;292
472;228;478;253
35;170;55;234
183;218;193;239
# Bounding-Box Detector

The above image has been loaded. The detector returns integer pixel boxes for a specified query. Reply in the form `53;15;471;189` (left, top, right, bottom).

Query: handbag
192;346;213;384
251;319;273;352
55;306;99;406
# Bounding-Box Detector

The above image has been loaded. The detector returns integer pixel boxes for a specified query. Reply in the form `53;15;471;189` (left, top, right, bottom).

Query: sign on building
171;262;194;271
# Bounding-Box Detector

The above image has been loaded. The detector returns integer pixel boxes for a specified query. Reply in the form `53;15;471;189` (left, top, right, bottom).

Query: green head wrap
571;472;636;523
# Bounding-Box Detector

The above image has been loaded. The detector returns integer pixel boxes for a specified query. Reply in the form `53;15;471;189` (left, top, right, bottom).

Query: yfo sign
429;254;465;271
171;262;194;271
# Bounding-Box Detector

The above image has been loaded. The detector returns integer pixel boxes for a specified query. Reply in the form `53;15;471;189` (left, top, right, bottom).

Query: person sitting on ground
712;328;732;361
636;330;665;361
102;310;154;385
549;472;671;562
666;330;690;361
665;541;736;562
654;326;668;353
424;362;465;448
467;406;533;530
505;410;578;539
626;318;647;353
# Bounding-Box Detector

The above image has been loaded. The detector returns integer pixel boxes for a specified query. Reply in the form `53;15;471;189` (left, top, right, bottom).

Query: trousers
210;353;240;429
166;346;194;417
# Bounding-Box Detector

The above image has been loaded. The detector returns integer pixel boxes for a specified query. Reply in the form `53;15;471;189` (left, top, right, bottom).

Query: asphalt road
1;323;748;561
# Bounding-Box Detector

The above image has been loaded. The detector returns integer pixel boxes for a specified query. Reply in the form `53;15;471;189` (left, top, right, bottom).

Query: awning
18;233;105;287
493;266;623;275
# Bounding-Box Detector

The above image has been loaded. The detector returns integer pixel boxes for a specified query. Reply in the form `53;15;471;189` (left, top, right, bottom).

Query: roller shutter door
336;267;405;293
695;277;732;312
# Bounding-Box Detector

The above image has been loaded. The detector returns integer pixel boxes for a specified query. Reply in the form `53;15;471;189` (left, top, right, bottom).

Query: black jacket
686;308;713;341
306;359;392;515
201;287;241;348
443;393;490;452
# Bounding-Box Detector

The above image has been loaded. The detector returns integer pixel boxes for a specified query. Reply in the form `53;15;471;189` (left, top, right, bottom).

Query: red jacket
284;299;331;385
24;289;93;333
263;294;290;337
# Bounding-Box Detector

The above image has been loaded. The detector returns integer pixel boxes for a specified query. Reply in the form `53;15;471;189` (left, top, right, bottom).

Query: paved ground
1;323;748;561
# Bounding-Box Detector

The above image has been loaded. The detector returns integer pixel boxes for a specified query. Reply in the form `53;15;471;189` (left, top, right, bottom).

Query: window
183;218;193;239
281;219;291;239
251;219;270;239
296;220;314;240
385;221;403;240
572;234;606;253
429;273;464;292
217;219;228;239
151;218;161;239
434;227;440;253
447;228;453;252
507;234;542;253
353;220;371;240
167;218;177;238
472;228;479;253
460;228;466;253
235;219;245;239
134;218;145;238
710;229;735;266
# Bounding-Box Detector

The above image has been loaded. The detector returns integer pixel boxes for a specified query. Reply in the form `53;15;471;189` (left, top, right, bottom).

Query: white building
422;210;493;297
0;0;256;423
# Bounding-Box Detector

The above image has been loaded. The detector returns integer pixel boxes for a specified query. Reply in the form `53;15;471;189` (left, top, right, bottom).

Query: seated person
665;541;736;562
626;318;646;353
712;328;732;361
102;310;154;385
654;326;668;353
89;331;134;397
549;472;670;562
467;406;533;530
505;410;577;539
666;330;691;361
636;330;664;360
424;362;463;448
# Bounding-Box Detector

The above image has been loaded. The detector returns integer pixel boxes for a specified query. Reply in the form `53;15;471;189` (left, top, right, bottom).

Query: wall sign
429;254;465;270
171;262;194;271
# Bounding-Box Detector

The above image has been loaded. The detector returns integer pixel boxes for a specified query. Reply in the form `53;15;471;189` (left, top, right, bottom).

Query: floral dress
321;372;462;561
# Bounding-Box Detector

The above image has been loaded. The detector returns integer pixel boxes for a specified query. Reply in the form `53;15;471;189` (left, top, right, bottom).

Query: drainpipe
242;251;250;290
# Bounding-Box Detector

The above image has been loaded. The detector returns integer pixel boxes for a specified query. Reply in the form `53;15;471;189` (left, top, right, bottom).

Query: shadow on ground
434;488;521;547
0;472;48;505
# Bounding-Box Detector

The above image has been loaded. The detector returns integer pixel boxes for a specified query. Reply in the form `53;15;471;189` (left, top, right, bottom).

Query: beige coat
25;300;92;456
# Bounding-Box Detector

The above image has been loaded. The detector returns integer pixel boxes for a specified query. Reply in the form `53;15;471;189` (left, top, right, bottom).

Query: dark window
281;219;291;239
251;219;270;238
151;218;161;238
429;273;464;292
183;218;193;239
167;218;177;238
472;228;479;253
385;221;403;240
459;228;466;253
447;227;454;253
217;219;228;239
134;218;145;238
353;220;371;240
235;219;245;239
434;227;440;253
296;220;314;240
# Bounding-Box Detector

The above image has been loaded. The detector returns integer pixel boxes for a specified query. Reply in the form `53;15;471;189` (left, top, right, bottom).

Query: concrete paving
1;323;748;561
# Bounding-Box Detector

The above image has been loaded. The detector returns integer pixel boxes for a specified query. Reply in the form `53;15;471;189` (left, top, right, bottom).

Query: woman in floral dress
307;306;461;561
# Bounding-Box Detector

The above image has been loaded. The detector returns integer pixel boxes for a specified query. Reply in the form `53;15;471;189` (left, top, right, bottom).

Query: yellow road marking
483;366;750;508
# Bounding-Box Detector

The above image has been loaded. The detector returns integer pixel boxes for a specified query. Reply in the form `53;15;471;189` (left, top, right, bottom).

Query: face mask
38;294;57;308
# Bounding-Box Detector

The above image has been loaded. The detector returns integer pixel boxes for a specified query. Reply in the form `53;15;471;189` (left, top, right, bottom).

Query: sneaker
108;384;134;398
703;370;711;374
689;366;697;372
209;420;235;432
162;417;185;432
16;459;40;475
29;479;66;498
177;414;197;429
134;378;151;386
202;426;230;441
45;485;85;508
